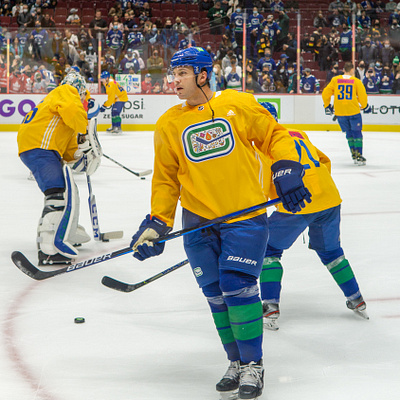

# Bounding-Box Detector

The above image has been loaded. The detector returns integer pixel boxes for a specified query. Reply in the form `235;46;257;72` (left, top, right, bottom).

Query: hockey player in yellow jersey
18;72;101;266
322;61;371;165
99;71;128;134
129;47;312;400
259;102;368;332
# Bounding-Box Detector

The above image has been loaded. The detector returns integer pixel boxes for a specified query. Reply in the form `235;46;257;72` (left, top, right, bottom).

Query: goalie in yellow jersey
322;61;371;165
17;72;101;266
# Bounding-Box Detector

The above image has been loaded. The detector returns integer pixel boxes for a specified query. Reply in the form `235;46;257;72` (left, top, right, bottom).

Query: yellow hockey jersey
322;75;368;116
267;129;342;214
151;89;306;227
17;84;88;162
103;79;128;107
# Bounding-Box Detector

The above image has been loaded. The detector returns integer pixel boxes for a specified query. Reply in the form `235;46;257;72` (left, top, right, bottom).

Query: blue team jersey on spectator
161;28;179;47
358;15;371;29
127;31;144;48
379;74;394;92
248;13;263;33
32;29;48;46
106;30;124;49
257;57;277;71
17;32;29;48
270;1;285;11
363;75;380;94
231;12;244;32
119;57;140;74
262;21;281;42
300;74;320;93
339;30;352;49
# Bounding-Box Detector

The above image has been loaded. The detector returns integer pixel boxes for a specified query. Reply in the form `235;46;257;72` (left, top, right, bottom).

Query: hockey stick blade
101;259;189;292
138;169;152;177
11;247;132;281
101;231;124;241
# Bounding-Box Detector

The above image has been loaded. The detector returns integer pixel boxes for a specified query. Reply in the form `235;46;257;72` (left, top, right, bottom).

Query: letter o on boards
18;99;36;117
0;99;15;117
380;106;388;114
123;101;132;110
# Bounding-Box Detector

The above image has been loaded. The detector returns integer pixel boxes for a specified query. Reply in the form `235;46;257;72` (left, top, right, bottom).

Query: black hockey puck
74;317;85;324
141;177;145;180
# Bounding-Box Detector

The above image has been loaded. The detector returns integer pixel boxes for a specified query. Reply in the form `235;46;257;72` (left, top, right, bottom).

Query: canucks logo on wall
182;118;235;162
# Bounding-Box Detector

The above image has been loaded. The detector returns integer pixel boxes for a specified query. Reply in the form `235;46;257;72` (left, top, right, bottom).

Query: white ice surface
0;129;400;400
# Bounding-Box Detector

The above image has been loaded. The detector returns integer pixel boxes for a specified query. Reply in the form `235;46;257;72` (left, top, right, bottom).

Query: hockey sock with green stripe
326;256;360;298
260;257;283;303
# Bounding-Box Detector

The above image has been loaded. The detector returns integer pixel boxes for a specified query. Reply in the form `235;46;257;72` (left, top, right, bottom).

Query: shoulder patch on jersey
182;118;235;163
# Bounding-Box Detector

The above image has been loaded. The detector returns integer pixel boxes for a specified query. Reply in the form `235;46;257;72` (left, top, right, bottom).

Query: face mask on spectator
88;45;93;50
253;10;258;16
113;25;118;30
213;67;218;73
236;8;241;13
288;69;293;74
384;44;390;48
279;68;284;73
376;62;381;68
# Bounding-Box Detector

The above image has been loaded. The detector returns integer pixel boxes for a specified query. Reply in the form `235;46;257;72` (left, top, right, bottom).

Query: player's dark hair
344;62;354;73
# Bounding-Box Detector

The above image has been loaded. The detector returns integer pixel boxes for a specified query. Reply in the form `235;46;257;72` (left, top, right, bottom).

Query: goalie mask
61;71;87;96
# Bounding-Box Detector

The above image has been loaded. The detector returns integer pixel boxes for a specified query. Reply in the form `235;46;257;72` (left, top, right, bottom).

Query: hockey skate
353;151;366;166
346;295;369;320
106;126;115;132
238;360;264;399
216;360;240;400
262;302;280;331
38;251;73;266
112;127;122;134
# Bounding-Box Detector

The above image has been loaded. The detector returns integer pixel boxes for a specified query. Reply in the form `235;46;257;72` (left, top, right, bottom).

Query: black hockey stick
333;115;337;121
103;153;152;177
11;198;280;281
87;174;123;242
11;247;132;281
102;259;190;292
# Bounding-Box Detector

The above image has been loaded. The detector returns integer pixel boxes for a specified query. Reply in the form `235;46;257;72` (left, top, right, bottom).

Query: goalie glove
325;104;334;116
130;215;172;261
272;160;312;213
362;104;372;114
72;135;101;175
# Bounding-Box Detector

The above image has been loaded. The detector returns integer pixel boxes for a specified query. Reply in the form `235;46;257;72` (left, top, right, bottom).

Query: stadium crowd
0;0;400;94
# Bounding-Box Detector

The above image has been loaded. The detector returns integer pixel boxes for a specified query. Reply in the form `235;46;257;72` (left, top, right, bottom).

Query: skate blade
219;389;238;400
353;309;369;320
264;318;279;331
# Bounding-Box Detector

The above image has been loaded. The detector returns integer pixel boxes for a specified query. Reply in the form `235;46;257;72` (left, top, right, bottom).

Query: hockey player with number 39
129;47;312;400
17;72;101;266
322;61;371;165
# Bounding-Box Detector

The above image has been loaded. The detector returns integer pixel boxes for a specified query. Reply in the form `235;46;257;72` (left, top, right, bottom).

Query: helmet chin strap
196;74;215;122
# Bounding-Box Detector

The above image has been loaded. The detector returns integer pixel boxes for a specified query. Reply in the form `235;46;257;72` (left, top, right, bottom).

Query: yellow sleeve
103;81;117;107
356;78;368;109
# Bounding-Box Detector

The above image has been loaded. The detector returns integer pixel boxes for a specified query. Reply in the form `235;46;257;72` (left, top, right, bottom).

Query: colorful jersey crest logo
182;118;235;162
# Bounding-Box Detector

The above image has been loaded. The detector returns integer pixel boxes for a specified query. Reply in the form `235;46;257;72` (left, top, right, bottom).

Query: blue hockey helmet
170;47;213;79
70;65;80;73
100;70;110;80
259;102;278;122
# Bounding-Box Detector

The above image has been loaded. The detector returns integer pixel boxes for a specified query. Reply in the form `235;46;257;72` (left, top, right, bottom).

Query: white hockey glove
72;136;101;175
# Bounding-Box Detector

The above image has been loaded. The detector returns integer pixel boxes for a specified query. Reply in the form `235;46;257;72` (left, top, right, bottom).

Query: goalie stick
103;153;152;177
87;173;123;242
11;198;280;281
101;259;189;292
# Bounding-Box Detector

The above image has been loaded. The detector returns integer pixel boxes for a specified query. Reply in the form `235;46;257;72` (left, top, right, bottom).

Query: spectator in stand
388;18;400;53
245;73;262;93
379;64;394;93
248;7;264;60
273;63;289;92
245;59;258;81
257;48;276;72
173;17;188;35
103;49;116;73
361;0;378;19
300;68;320;93
41;12;55;30
386;0;398;12
328;9;346;28
152;80;162;94
141;73;153;93
178;30;196;50
355;60;367;81
374;59;383;77
276;54;289;71
230;6;245;50
127;25;144;50
277;10;290;51
118;48;140;74
318;35;337;71
190;21;200;37
338;24;352;62
281;43;296;64
326;62;341;84
64;28;79;48
84;43;97;75
12;0;23;17
199;0;214;12
208;1;227;35
161;19;179;62
221;49;235;73
263;15;281;53
328;0;344;12
206;45;216;61
358;10;371;30
133;50;145;71
225;56;242;90
259;64;275;93
106;23;124;62
270;0;286;12
17;4;33;28
391;56;399;75
287;63;297;93
328;26;340;47
66;8;80;25
31;21;48;61
256;27;271;59
212;63;225;90
162;74;175;94
380;38;396;66
363;65;380;93
89;10;108;47
146;49;164;78
76;51;92;80
314;10;328;28
359;36;378;66
392;64;400;93
388;10;400;26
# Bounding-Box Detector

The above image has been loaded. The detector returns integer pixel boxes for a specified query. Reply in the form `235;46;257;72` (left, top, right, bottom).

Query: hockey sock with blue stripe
259;257;283;303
